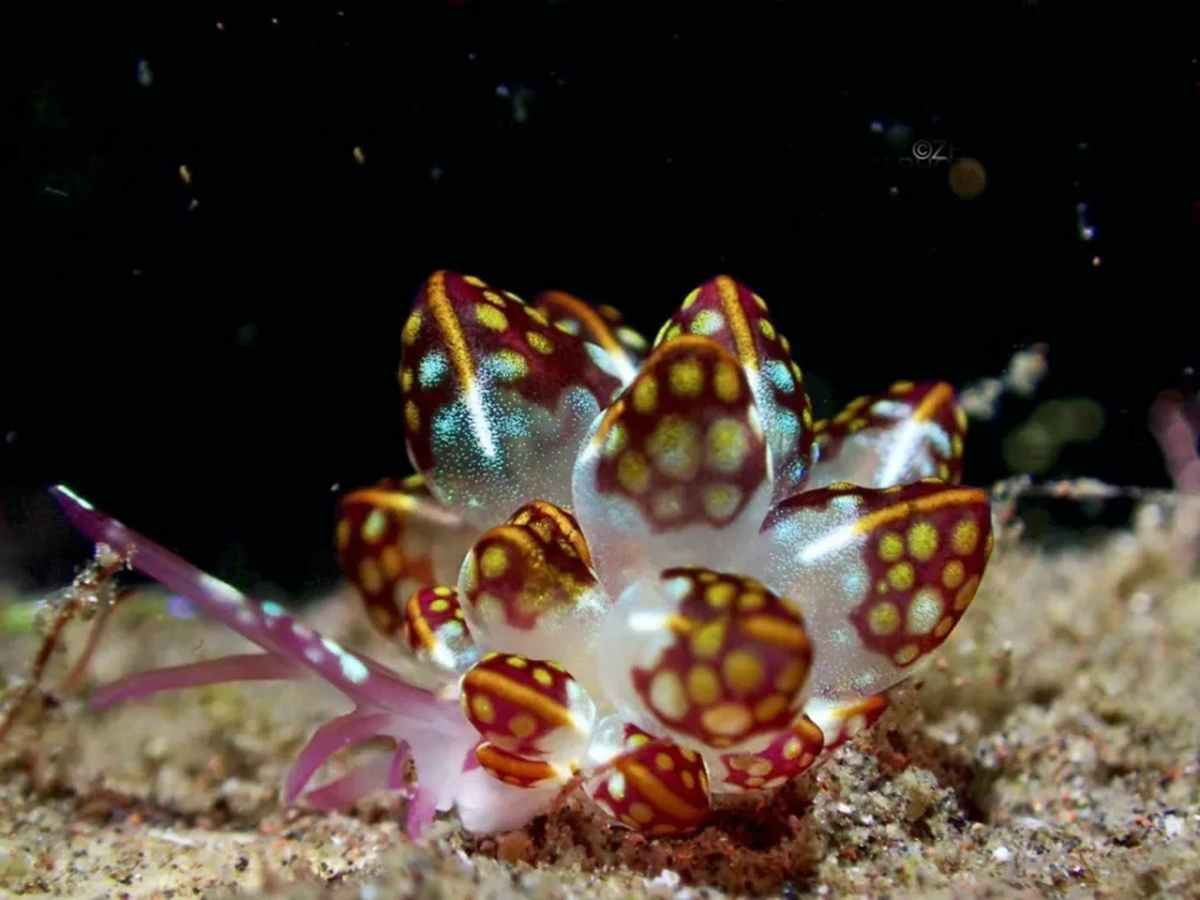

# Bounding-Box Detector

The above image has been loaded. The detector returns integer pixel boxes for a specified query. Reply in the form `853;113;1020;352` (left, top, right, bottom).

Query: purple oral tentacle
283;710;394;804
50;485;446;715
51;485;483;823
303;754;400;812
89;653;299;709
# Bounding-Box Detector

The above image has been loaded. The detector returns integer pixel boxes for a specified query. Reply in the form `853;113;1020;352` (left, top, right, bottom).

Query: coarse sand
1;494;1199;898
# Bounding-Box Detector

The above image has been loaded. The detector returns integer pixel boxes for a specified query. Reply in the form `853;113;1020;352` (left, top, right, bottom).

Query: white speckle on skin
340;655;370;684
773;408;799;443
319;636;370;684
831;493;862;513
419;350;450;389
853;671;878;690
584;342;629;383
842;566;868;598
200;573;245;606
616;326;647;350
663;576;692;602
55;485;95;510
764;359;794;393
688;309;725;336
871;399;910;419
927;423;953;457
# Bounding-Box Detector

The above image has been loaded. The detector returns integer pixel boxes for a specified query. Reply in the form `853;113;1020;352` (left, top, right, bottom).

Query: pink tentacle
50;486;447;716
303;753;401;812
89;652;300;710
51;485;485;834
283;710;393;804
405;785;439;838
51;487;277;647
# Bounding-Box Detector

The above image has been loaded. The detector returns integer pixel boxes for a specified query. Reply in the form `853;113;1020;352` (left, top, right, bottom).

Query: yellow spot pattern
868;602;901;635
633;376;658;414
490;349;528;381
475;303;508;331
402;312;422;346
470;694;495;724
878;532;904;562
894;644;920;666
952;519;980;555
690;620;727;659
358;558;382;596
942;559;965;589
906;521;940;562
480;545;509;578
723;650;765;692
668;358;704;397
653;488;684;520
887;562;915;590
526;331;554;354
618;450;651;494
704;484;742;521
648;416;701;480
705;418;749;473
686;665;721;704
705;581;736;609
713;361;741;402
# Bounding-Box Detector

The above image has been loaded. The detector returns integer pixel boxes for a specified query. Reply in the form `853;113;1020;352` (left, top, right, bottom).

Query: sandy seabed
1;495;1199;899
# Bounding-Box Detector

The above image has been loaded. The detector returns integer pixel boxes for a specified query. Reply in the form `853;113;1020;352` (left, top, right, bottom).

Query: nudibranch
50;271;993;837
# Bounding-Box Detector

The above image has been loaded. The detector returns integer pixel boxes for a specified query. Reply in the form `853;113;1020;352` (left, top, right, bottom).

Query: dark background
2;2;1197;598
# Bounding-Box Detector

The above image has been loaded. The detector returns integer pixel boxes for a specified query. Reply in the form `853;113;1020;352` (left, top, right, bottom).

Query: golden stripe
348;489;419;514
664;612;696;635
476;744;556;781
485;524;545;559
832;694;888;722
739;614;810;651
589;398;626;448
406;592;438;651
913;382;954;422
464;667;573;727
344;488;463;528
620;760;708;820
527;501;592;568
426;270;476;390
539;290;624;357
851;488;988;536
715;275;757;370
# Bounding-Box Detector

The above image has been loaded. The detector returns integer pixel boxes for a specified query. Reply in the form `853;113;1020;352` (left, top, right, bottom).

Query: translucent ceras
51;270;992;838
